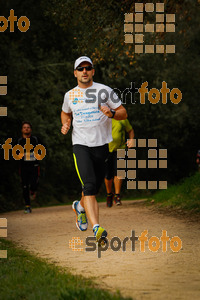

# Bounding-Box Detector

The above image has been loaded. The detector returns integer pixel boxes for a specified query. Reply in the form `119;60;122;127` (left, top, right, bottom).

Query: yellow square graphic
0;76;7;84
135;34;144;43
138;160;146;168
148;149;157;158
156;14;164;22
138;139;146;147
156;24;164;32
159;149;167;158
145;3;154;12
148;139;157;147
127;181;136;189
117;149;126;158
166;45;175;53
0;218;7;227
166;24;175;32
159;160;167;168
0;107;7;116
135;3;143;12
156;45;165;53
0;86;7;95
156;3;164;12
127;149;136;158
117;159;126;168
135;24;143;32
124;24;133;32
145;45;154;53
117;170;126;179
138;181;146;189
135;45;143;53
135;13;143;22
148;160;157;168
127;170;136;179
0;250;7;259
145;24;154;32
125;34;133;43
125;13;133;22
0;229;7;237
127;160;136;168
159;181;167;189
148;181;157;189
166;14;175;22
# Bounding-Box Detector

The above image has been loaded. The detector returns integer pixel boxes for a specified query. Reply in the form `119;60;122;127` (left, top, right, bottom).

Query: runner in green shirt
105;119;134;206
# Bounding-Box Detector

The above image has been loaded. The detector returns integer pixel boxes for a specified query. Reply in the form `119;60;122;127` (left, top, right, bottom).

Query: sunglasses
76;66;93;71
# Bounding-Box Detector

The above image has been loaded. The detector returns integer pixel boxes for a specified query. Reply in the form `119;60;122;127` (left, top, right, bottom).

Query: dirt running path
1;200;200;300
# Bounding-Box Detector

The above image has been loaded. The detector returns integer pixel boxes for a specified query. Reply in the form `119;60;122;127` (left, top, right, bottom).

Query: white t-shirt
62;82;122;146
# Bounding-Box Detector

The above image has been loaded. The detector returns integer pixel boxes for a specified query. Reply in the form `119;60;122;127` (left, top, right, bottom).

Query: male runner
105;119;134;207
61;56;127;244
17;121;40;213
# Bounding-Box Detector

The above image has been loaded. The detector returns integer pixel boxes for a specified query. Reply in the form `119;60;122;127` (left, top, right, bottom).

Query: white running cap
74;56;93;69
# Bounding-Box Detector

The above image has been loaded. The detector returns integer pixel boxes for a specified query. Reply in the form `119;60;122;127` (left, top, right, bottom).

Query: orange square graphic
156;45;165;53
127;160;136;168
159;160;167;168
166;24;175;32
145;3;154;12
125;13;133;22
159;149;167;158
138;160;146;168
156;24;164;32
166;14;175;22
148;160;157;168
135;34;144;43
148;149;157;158
117;170;126;179
125;34;133;43
127;149;136;158
156;14;164;23
135;3;143;12
145;24;154;32
159;181;167;189
0;76;7;84
117;149;126;158
156;3;164;12
148;181;157;189
135;45;143;53
124;24;133;32
135;13;143;23
127;181;136;189
138;139;146;147
117;159;126;169
166;45;175;53
127;170;136;179
148;139;157;147
145;45;154;53
138;181;146;189
135;24;143;32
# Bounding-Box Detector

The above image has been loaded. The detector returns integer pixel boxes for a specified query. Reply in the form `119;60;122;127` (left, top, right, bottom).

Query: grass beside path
149;172;200;212
0;239;131;300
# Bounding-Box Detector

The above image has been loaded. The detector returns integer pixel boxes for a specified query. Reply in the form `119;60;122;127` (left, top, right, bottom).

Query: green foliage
149;172;200;211
0;239;130;300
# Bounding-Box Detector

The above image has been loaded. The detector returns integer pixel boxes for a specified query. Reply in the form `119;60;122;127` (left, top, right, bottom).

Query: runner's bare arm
127;129;135;148
61;111;72;135
100;105;127;120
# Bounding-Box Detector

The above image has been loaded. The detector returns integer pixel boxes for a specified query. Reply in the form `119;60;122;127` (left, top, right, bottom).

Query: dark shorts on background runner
105;151;117;180
73;144;109;195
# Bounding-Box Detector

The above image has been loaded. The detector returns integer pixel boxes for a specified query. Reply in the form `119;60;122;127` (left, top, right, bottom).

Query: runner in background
17;121;41;213
105;119;134;207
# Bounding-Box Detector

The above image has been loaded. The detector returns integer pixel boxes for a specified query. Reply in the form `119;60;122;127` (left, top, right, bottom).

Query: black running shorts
73;144;109;196
104;151;117;180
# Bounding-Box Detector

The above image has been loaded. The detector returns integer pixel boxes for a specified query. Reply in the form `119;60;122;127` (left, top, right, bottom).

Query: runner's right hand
61;119;71;135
